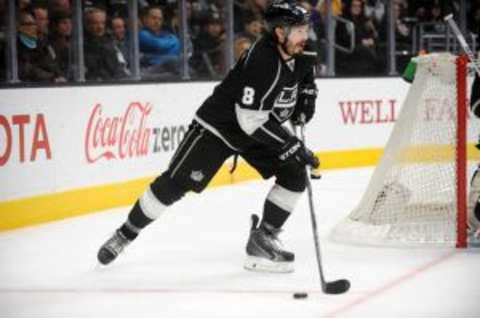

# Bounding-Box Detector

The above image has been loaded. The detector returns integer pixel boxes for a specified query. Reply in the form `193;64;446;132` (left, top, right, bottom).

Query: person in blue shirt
139;6;181;76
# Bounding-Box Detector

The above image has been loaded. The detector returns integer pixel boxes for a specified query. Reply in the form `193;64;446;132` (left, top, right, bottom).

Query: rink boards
0;78;428;230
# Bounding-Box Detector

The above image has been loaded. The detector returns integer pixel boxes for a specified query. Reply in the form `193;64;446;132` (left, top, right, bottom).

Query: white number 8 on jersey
242;86;255;105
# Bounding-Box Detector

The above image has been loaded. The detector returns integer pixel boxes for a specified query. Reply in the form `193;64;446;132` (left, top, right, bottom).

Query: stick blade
325;279;351;294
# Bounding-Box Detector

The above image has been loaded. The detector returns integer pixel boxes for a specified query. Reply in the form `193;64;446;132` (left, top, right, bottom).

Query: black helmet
264;0;310;32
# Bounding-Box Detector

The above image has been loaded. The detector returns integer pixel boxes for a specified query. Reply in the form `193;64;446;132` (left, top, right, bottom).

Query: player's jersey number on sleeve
242;86;255;106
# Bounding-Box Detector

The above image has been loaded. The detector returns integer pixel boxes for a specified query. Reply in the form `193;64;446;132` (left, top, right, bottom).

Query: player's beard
285;40;306;56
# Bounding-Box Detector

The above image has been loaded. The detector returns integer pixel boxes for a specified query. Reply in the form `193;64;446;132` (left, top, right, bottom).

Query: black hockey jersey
195;35;316;152
471;73;480;116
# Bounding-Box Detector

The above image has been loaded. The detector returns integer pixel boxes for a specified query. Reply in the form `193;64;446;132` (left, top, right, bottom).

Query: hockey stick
444;14;480;76
297;122;350;294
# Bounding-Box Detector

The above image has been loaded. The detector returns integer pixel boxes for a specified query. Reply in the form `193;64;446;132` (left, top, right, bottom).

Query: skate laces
260;223;285;251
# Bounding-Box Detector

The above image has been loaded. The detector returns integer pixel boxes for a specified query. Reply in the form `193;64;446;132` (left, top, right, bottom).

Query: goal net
331;53;479;248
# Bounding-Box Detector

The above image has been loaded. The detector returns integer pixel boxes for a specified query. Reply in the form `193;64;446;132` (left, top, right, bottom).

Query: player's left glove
291;83;318;125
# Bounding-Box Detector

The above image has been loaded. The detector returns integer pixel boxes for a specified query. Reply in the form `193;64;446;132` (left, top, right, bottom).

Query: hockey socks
261;200;290;230
119;202;152;240
118;174;187;240
260;184;303;229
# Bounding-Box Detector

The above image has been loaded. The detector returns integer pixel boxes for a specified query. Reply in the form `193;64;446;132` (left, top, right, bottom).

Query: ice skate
244;214;294;273
97;229;131;265
467;194;480;248
467;225;480;247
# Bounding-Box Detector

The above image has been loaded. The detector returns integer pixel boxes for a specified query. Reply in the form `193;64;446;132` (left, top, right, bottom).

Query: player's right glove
291;83;318;125
278;137;320;169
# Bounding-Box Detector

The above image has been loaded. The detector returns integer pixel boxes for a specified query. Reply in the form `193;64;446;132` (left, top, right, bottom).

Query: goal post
456;55;468;248
331;53;475;248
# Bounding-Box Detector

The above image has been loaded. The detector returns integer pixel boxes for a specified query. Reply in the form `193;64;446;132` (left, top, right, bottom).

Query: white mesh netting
331;53;479;247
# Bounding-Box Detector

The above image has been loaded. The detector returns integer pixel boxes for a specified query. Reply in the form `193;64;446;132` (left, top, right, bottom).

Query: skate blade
244;256;294;273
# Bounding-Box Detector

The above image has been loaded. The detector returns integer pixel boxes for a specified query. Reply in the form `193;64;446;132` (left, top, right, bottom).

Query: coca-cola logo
85;102;152;163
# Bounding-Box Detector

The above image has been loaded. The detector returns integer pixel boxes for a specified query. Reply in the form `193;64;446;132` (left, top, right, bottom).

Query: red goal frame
456;55;468;248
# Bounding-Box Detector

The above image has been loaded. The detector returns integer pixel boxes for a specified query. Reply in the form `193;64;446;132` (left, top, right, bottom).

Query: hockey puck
293;292;308;299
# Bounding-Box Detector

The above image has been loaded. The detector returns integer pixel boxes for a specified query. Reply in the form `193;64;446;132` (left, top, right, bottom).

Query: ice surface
1;168;479;318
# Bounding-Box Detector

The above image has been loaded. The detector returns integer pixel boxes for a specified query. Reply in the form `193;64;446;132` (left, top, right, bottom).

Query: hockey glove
278;137;320;169
291;83;318;125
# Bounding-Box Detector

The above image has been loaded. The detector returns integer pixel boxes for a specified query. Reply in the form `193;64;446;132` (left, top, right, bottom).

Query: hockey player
468;62;480;240
97;0;319;273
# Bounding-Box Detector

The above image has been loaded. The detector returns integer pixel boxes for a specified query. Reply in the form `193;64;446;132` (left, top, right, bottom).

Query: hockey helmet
264;0;310;32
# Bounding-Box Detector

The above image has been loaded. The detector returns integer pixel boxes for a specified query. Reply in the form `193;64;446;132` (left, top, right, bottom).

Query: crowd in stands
0;0;479;83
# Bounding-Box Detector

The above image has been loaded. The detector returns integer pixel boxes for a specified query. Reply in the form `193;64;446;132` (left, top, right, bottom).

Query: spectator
0;40;5;82
32;5;49;42
393;2;410;48
107;0;129;18
316;0;343;18
379;1;410;47
388;1;412;71
84;7;129;81
425;2;446;33
234;0;268;34
111;15;129;65
139;6;181;77
234;36;252;61
336;0;381;76
16;10;65;82
468;1;480;36
410;0;451;25
395;0;409;12
237;14;264;42
410;0;430;23
167;0;193;34
48;11;72;79
0;0;6;77
312;0;342;56
49;0;71;15
189;0;209;37
298;1;320;50
0;0;6;42
364;0;385;27
18;0;31;11
191;12;225;78
165;3;194;68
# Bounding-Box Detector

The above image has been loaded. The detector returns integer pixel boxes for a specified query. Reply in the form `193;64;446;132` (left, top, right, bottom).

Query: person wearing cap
191;12;226;78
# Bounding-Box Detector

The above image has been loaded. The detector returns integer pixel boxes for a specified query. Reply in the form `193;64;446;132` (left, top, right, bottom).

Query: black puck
293;292;308;299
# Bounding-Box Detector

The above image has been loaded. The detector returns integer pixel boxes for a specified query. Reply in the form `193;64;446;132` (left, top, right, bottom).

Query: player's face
285;24;309;56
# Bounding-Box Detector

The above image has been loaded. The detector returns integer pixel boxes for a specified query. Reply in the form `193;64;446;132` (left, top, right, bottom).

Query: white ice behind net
331;53;479;247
